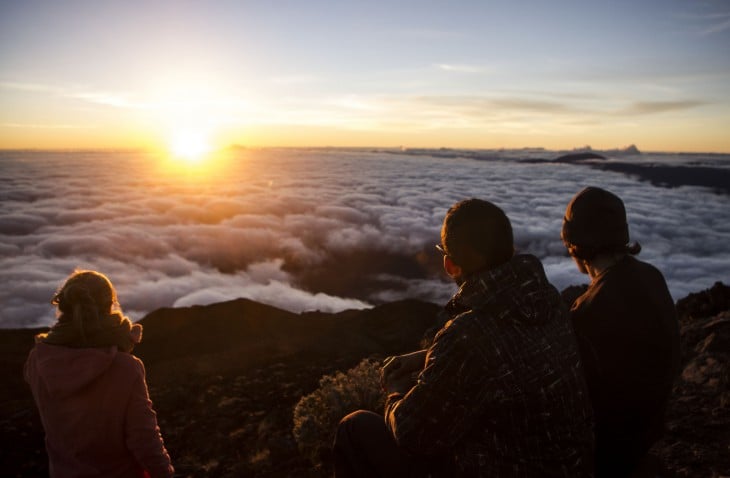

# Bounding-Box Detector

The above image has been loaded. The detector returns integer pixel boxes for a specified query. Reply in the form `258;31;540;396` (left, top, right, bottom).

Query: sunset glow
168;129;212;163
1;1;729;152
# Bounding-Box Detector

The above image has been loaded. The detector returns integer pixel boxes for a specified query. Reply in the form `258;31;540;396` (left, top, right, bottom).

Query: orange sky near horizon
2;122;728;154
2;1;730;154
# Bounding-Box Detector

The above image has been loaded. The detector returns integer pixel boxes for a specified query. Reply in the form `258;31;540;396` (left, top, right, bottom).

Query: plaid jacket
385;254;594;477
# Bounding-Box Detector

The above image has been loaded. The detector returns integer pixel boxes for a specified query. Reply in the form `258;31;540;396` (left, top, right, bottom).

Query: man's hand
381;349;427;394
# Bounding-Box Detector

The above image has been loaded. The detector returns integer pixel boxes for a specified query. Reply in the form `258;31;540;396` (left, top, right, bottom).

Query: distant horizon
2;144;730;155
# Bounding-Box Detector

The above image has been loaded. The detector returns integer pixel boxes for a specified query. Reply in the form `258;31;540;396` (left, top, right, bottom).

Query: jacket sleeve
384;317;499;455
125;359;174;478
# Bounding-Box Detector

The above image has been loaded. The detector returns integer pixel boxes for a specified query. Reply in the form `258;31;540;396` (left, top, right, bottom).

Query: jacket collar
445;254;557;324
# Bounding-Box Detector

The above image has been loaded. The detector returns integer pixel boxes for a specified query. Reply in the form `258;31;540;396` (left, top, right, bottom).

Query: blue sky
1;0;729;151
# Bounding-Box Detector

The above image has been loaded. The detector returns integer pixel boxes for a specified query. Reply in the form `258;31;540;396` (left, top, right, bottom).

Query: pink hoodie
24;343;174;478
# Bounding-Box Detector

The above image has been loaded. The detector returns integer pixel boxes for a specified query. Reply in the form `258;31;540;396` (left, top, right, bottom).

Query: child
24;270;174;478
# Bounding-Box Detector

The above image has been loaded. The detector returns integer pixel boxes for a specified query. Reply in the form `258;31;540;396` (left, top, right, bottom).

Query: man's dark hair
440;198;514;271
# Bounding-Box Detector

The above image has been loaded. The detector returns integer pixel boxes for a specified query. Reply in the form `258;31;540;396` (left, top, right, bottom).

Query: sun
168;129;212;163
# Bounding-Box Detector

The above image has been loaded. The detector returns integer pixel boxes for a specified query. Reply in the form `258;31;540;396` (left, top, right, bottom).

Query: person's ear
443;255;462;279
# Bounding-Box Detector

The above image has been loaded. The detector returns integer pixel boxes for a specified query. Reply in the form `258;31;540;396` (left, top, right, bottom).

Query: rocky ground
1;285;728;477
656;283;730;476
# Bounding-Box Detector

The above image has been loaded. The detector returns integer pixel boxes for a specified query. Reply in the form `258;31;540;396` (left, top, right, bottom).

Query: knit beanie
561;187;629;248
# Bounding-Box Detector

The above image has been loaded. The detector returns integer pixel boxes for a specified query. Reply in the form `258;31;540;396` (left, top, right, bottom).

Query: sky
1;0;730;152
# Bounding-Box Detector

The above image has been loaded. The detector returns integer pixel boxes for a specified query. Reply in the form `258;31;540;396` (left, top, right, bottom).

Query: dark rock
653;293;730;477
592;163;730;195
554;152;607;162
676;282;730;321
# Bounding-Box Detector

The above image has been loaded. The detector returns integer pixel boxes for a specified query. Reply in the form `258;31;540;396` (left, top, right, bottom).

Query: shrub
292;358;384;466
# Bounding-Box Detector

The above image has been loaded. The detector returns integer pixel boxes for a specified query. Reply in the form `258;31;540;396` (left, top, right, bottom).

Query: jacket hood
449;254;563;325
29;342;119;399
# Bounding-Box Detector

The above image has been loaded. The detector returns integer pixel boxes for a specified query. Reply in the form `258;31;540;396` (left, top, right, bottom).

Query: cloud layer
1;149;728;327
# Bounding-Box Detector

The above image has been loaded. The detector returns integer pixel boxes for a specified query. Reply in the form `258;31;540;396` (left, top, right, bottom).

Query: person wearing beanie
561;187;681;477
24;270;174;478
334;199;594;477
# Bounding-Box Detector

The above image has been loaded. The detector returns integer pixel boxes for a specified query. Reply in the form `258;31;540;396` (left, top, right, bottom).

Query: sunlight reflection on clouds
0;149;728;327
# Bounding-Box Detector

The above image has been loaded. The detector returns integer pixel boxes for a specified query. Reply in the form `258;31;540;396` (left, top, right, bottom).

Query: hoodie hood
28;342;119;399
448;254;562;325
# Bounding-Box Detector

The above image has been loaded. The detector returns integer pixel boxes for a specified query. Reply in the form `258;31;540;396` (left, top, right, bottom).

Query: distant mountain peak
568;144;641;155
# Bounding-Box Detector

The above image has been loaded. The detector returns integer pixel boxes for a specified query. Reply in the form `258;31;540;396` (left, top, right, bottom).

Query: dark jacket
385;254;594;477
570;255;681;477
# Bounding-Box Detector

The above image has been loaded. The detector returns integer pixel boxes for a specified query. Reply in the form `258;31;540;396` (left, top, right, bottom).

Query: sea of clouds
1;148;728;328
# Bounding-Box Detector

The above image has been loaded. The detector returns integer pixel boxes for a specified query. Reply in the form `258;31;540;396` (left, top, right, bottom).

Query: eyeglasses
435;243;448;256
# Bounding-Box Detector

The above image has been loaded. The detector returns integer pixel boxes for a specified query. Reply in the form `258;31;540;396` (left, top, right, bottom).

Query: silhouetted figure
334;199;594;477
24;270;174;478
561;187;681;477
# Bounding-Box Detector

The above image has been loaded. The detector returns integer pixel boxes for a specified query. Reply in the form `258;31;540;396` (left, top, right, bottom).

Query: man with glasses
334;198;594;477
